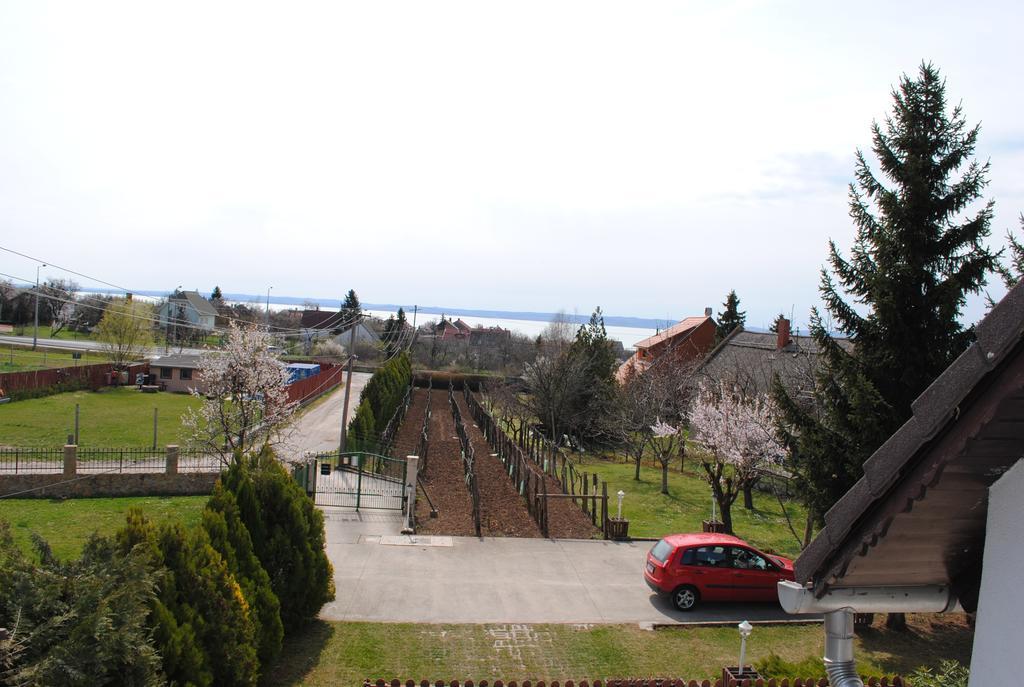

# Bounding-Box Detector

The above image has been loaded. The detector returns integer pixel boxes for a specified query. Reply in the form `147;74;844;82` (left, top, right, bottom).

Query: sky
1;1;1022;332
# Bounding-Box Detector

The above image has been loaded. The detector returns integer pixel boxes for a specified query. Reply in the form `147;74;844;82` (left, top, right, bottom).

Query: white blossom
183;322;297;463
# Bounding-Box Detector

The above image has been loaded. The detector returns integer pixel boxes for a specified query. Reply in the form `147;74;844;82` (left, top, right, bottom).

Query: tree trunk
742;482;755;510
678;440;686;473
803;509;816;549
719;499;733;534
660;462;669;495
634;455;641;481
885;612;907;631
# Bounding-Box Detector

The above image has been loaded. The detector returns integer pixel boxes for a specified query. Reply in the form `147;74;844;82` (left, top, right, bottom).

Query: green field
0;343;108;372
577;456;809;558
0;496;207;560
267;616;972;685
0;386;201;447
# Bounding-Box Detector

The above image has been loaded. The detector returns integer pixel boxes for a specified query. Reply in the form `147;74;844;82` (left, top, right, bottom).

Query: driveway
319;521;814;625
282;371;371;455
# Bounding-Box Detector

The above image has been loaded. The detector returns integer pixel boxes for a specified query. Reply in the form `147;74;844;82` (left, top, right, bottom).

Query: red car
643;533;795;611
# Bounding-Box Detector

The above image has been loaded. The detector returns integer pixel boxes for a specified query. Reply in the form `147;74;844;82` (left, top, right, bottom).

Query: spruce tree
210;286;223;302
768;313;786;334
774;63;998;525
715;290;745;341
341;289;362;322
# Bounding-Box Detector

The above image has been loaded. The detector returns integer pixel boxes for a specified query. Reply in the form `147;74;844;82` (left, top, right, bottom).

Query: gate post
402;455;419;534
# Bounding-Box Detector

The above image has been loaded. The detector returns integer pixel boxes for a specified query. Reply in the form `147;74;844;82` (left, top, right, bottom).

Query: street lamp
737;620;753;677
616;490;625;519
265;286;273;330
32;263;46;350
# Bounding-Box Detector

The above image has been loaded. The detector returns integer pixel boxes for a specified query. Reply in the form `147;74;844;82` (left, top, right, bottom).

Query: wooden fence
364;677;904;687
285;362;344;405
0;361;148;398
462;388;613;537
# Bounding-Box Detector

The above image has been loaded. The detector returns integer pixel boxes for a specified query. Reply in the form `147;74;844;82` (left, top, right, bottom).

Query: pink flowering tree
687;381;784;534
183;322;297;464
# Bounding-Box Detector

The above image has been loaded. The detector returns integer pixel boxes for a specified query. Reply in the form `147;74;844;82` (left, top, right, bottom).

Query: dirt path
389;388;427;459
414;388;477;537
455;394;540;537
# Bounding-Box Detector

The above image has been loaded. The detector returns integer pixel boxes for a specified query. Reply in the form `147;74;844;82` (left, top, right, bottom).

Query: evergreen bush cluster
0;449;334;686
347;352;411;451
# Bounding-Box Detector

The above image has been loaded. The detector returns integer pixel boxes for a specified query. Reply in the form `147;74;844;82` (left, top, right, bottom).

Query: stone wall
0;472;218;499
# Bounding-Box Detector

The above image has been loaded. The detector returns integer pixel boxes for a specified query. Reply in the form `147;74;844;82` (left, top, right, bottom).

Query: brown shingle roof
795;280;1024;608
633;316;708;350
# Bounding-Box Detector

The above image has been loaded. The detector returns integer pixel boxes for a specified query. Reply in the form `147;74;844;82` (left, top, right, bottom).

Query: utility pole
339;315;360;453
32;263;46;350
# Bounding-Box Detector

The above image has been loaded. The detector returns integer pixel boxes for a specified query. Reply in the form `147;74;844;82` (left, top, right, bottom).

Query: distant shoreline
77;288;680;331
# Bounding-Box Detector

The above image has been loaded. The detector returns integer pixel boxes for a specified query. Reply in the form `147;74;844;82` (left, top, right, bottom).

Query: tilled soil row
413;390;477;537
389;388;428;460
454;395;540;538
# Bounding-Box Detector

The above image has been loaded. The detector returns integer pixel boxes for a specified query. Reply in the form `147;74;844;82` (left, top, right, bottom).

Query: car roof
661;533;750;548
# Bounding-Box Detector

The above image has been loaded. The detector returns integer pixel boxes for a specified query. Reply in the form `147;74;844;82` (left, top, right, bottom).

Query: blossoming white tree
687;381;784;534
183;322;297;463
649;419;681;495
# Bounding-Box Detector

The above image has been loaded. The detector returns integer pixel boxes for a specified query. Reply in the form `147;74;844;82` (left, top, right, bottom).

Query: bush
116;510;260;687
755;652;828;678
0;522;164;687
908;660;969;687
221;449;335;631
203;482;284;668
348;352;412;447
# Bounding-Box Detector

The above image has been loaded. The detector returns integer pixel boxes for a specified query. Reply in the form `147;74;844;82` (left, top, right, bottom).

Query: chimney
777;317;791;350
704;307;712;318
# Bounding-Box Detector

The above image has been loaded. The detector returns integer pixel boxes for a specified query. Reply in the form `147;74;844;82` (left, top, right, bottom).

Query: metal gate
296;451;408;510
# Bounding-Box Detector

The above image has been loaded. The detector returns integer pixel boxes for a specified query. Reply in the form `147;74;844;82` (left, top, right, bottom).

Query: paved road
0;335;209;357
319;509;814;625
282;371;371;455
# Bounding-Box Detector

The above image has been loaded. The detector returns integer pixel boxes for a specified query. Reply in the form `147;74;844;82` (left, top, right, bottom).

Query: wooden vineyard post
585;473;593;516
592;474;599;527
602;481;609;538
541;474;549;537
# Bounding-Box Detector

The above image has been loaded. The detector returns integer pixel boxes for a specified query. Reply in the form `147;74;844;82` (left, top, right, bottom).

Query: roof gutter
778;581;960;687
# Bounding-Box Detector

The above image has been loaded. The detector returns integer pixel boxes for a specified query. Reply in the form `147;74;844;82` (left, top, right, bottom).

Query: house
157;291;218;333
615;308;717;382
468;324;510;346
434;317;467;341
695;317;847;402
778;280;1024;686
299;308;349;333
150;354;203;393
330;321;381;351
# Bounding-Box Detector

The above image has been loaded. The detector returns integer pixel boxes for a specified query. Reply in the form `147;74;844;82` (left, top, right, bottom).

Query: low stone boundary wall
0;471;218;498
365;678;904;687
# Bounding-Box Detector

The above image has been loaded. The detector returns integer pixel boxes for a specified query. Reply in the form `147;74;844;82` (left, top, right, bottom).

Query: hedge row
348;352;412;452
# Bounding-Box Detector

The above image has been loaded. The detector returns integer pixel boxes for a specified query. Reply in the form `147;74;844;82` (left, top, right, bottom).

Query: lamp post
737;620;753;676
32;263;46;350
616;490;625;519
265;286;273;330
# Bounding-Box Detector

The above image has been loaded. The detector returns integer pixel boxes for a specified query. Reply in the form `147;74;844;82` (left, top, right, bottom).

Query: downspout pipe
778;581;960;687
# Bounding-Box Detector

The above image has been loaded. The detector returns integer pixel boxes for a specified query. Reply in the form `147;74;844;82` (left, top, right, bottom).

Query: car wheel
672;585;699;611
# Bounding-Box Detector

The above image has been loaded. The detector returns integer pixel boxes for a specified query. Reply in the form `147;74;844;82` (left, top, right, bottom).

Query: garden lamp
616;490;625;519
738;620;753;675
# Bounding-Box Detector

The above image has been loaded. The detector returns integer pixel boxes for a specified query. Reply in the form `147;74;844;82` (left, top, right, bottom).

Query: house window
159;367;172;379
179;368;192;381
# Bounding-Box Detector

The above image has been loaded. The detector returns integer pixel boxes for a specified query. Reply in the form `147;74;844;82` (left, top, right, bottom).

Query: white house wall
968;457;1024;686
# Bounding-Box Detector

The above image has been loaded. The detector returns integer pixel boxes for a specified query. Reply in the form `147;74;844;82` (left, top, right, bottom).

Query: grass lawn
0;343;107;372
0;495;208;560
266;615;972;685
0;386;201;447
578;456;809;558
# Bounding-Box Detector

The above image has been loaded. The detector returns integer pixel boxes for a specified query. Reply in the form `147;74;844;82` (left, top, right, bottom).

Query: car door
728;547;781;602
685;545;732;600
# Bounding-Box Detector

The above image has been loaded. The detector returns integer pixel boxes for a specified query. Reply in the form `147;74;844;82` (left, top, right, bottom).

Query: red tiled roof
633;316;709;350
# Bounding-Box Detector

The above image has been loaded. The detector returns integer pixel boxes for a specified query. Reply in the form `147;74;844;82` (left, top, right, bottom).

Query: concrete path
282;371;371;455
320;515;810;625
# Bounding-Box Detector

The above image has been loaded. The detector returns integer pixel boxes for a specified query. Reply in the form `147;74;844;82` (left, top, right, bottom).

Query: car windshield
649;539;673;563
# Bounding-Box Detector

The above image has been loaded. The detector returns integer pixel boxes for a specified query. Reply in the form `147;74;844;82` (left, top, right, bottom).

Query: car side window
679;548;695;565
730;547;769;571
691;545;728;567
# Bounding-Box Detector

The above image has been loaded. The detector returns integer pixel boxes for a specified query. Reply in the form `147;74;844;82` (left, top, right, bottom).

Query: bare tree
687;381;784;534
183;322;297;464
539;310;575;354
523;349;590;447
41;279;79;336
